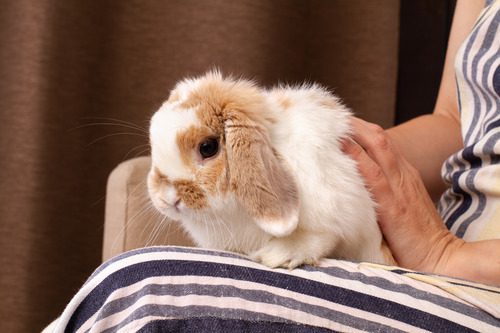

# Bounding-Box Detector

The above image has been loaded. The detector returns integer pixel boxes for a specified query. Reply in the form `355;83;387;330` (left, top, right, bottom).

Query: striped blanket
46;246;500;332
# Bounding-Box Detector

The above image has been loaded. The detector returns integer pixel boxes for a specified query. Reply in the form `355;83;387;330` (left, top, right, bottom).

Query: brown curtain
0;1;400;331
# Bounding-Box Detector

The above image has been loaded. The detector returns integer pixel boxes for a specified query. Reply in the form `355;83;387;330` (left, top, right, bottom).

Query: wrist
419;235;500;286
445;240;500;286
415;230;463;275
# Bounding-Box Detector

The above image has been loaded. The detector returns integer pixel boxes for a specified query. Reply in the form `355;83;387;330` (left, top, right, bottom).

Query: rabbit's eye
199;137;219;159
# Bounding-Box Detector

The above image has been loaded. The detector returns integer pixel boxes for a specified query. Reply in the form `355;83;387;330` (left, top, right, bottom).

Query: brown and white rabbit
147;71;393;268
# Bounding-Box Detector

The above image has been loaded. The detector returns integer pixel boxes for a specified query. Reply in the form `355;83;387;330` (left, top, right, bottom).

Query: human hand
342;117;463;275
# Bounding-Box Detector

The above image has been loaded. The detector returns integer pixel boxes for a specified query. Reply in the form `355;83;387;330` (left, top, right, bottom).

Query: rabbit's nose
174;198;181;209
159;197;178;206
163;186;181;208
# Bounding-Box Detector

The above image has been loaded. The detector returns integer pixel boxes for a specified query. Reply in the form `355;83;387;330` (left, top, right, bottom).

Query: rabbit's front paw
250;238;319;269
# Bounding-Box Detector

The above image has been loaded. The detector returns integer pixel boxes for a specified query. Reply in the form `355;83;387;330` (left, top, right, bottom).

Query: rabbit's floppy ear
224;118;299;237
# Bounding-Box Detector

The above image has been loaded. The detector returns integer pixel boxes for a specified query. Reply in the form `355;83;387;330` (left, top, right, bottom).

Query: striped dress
46;247;500;332
439;0;500;241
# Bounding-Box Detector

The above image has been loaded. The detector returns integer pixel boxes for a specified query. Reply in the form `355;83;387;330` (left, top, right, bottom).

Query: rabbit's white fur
148;71;390;268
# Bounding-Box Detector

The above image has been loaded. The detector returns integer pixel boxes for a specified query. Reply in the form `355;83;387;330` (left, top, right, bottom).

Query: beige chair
102;156;194;261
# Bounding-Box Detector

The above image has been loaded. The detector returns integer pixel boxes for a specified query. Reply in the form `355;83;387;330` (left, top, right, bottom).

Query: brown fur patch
173;179;207;209
225;122;299;226
175;123;227;196
176;125;214;169
179;75;270;134
197;153;229;195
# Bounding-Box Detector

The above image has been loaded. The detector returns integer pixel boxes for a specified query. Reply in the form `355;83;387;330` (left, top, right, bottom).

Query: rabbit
147;70;394;268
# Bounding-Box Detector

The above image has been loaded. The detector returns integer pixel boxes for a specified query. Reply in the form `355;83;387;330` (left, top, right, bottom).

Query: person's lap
48;246;500;332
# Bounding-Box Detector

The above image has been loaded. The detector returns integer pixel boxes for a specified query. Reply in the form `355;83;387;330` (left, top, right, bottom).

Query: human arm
385;115;461;201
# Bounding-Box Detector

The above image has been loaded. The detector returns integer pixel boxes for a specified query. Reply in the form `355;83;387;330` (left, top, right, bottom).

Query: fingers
342;117;407;232
348;117;401;184
341;137;393;208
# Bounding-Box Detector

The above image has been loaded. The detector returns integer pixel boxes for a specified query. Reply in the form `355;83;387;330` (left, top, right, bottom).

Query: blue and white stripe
47;246;500;332
439;0;500;241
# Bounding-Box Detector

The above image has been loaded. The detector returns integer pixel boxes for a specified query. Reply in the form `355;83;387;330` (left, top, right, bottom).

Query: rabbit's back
266;86;384;262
